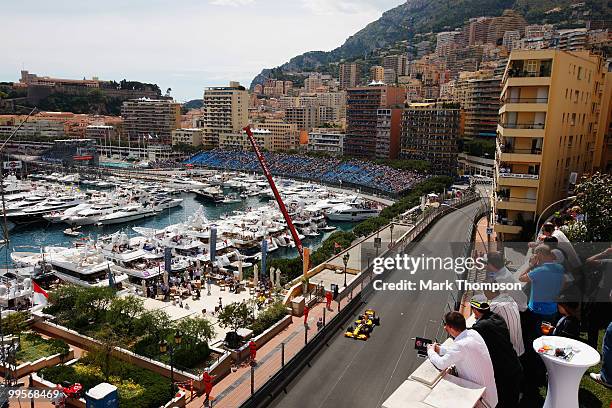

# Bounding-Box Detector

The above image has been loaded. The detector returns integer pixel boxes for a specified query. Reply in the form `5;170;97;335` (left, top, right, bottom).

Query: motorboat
153;197;184;210
63;226;82;237
193;186;224;203
325;203;380;222
97;204;157;225
66;202;119;226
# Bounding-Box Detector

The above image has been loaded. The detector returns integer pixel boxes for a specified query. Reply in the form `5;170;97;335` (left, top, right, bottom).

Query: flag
32;281;49;306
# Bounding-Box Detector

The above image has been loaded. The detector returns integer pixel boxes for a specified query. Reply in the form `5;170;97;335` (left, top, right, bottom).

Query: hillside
250;0;610;88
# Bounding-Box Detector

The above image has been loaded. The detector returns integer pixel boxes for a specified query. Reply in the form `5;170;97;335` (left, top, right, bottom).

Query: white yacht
66;202;119;226
8;195;86;222
45;245;128;288
193;186;224;203
153;197;183;210
97;204;157;225
325;203;380;222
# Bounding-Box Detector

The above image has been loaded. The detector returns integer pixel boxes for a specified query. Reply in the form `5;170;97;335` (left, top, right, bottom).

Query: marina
0;170;382;289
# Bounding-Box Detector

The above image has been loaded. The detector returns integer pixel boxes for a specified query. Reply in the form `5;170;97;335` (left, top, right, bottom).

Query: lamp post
342;252;350;288
389;224;395;246
533;196;577;241
159;330;183;400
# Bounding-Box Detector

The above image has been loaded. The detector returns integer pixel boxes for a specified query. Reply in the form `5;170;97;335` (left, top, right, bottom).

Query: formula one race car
345;309;380;340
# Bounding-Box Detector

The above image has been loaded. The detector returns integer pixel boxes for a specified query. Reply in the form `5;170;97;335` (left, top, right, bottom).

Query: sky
1;0;404;102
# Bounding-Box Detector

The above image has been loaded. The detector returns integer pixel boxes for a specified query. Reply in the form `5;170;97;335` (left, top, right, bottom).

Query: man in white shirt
427;311;498;408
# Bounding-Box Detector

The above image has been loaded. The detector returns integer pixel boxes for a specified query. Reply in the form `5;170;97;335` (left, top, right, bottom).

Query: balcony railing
499;123;545;129
503;97;549;103
499;146;542;154
498;172;540;180
507;66;552;78
497;196;537;203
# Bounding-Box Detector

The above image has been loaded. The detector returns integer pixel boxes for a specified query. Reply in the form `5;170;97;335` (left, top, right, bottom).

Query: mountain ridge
250;0;609;89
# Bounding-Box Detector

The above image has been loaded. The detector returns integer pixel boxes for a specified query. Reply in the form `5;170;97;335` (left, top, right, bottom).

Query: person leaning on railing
427;311;498;408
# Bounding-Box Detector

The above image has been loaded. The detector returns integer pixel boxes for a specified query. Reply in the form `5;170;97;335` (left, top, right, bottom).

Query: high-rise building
307;128;345;156
375;108;403;159
486;10;527;45
339;63;360;90
254;119;298;151
400;102;462;175
370;66;385;82
285;106;318;131
171;128;203;147
436;31;460;57
121;98;181;144
494;49;611;240
524;24;554;39
304;75;323;93
383;55;409;77
345;84;405;158
469;17;493;46
457;71;501;140
196;81;248;148
503;30;521;51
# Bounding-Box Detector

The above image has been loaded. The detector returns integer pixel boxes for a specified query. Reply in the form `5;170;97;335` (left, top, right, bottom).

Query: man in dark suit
470;294;524;408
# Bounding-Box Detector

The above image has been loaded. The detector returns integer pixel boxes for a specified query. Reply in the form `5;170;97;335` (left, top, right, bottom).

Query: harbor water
0;191;355;266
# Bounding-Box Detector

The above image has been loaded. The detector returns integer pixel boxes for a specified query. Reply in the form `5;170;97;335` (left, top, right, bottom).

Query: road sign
2;161;21;170
374;237;382;248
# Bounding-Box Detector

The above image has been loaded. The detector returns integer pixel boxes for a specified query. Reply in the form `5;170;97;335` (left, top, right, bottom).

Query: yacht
97;204;157;225
153;197;184;210
45;245;128;288
63;201;119;226
193;186;224;203
325;203;380;222
8;195;86;223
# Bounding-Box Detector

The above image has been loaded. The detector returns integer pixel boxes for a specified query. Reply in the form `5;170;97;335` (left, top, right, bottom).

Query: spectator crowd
427;215;611;407
184;149;427;195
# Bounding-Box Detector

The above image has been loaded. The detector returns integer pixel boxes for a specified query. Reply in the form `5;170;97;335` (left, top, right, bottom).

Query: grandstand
40;139;99;167
185;149;427;197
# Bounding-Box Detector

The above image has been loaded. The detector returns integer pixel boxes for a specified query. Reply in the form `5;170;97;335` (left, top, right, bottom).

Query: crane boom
243;125;304;259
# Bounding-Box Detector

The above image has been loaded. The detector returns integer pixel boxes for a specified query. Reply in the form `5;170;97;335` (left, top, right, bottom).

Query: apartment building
171;128;203;147
494;49;611;240
196;81;248;148
383;55;409;77
400;102;462;175
339;63;360;90
307;128;345;156
121;98;180;144
456;70;501;140
375;108;403;159
285;106;318;131
304;75;323;93
345;84;405;158
370;66;385;82
219;128;270;151
254;119;298;151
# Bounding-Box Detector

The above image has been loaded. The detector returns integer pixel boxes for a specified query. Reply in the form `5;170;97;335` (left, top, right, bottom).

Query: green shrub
250;302;288;336
353;216;390;237
40;355;169;408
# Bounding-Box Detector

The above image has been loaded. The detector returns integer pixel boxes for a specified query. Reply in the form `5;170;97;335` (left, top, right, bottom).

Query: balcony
496;170;540;188
494;223;523;235
496;196;537;211
497;123;545;138
500;99;548;115
497;146;542;163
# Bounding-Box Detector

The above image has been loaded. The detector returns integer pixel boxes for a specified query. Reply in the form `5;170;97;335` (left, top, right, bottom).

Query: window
568;135;573;147
526;60;538;73
578;66;583;80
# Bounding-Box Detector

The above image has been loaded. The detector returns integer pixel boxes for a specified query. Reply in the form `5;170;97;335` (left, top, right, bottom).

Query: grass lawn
15;333;69;364
540;329;612;407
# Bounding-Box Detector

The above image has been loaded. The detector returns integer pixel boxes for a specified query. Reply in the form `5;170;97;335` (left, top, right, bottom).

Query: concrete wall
0;348;74;379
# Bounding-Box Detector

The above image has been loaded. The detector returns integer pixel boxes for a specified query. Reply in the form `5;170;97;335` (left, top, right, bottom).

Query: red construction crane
243;125;304;260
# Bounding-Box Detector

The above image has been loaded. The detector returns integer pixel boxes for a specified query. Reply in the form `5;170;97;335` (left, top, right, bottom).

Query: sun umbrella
253;264;258;287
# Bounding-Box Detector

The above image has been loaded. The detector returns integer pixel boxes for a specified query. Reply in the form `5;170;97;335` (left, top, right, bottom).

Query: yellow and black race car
345;309;380;340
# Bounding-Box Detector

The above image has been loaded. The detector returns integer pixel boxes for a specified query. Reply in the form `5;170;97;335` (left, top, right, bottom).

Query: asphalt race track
269;201;483;408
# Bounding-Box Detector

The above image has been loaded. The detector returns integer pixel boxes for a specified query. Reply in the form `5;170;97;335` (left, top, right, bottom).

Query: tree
574;172;612;241
217;302;253;332
175;317;215;345
136;309;171;340
90;324;123;381
2;312;28;337
107;296;145;336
